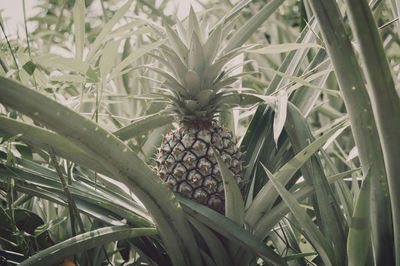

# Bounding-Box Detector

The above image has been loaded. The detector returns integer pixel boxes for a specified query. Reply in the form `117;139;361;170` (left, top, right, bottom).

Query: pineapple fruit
153;8;249;214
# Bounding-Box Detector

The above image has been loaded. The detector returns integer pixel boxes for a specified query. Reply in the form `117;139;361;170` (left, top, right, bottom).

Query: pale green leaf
346;146;358;162
165;23;189;63
287;68;333;95
224;0;284;52
106;26;153;40
249;43;323;54
147;66;187;96
204;23;222;64
33;69;48;87
216;93;275;108
322;125;348;150
263;67;340;97
176;19;188;46
188;32;204;73
273;92;288;146
184;70;201;94
109;40;166;79
36;54;89;74
50;74;86;83
160;48;187;81
100;40;121;81
188;7;201;41
114;112;174;141
211;146;244;225
85;0;134;63
106;20;148;39
221;0;252;26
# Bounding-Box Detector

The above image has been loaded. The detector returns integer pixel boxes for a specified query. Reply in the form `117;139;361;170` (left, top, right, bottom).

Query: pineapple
153;9;249;214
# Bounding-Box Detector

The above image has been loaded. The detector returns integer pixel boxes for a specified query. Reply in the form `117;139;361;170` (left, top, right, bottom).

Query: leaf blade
114;112;174;141
248;43;323;54
100;40;121;81
85;0;134;63
109;40;166;79
211;146;244;225
19;226;157;266
273;92;288;146
246;118;349;227
347;171;371;266
261;164;336;265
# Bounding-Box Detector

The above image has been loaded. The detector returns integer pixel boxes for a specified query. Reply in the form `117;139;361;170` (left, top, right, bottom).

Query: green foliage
0;0;399;265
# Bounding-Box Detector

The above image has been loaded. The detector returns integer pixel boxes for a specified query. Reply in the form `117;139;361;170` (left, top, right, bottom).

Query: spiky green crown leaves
151;7;254;123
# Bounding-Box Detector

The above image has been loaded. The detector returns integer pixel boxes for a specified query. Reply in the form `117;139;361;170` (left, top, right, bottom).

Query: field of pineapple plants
0;0;399;265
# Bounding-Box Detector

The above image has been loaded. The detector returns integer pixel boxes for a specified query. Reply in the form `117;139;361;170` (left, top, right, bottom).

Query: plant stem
48;146;93;265
12;193;32;207
22;0;31;57
0;22;19;78
22;0;38;89
48;146;85;232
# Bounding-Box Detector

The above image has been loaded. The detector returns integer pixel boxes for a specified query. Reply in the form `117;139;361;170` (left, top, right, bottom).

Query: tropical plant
0;0;399;265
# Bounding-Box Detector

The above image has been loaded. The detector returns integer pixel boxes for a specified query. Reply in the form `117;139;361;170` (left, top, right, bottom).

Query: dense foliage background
0;0;399;265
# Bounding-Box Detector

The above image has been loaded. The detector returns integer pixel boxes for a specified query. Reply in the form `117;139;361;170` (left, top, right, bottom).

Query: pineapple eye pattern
155;124;245;214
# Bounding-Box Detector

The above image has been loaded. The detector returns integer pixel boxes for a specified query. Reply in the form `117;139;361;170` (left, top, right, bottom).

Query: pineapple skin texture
155;122;245;213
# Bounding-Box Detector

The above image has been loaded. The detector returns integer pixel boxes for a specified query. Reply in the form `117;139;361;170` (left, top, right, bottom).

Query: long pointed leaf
224;0;284;52
178;196;288;266
285;103;347;264
109;40;165;79
246;119;349;227
263;67;339;97
249;43;322;54
212;146;244;225
19;226;157;266
100;40;121;81
114;112;174;141
188;217;233;266
85;0;134;63
273;92;288;146
254;169;359;238
261;165;336;265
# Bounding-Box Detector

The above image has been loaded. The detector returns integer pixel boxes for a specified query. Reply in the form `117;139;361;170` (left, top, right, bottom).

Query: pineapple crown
150;7;254;123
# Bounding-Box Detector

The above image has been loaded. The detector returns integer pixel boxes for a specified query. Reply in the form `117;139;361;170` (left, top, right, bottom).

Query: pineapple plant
153;9;250;213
